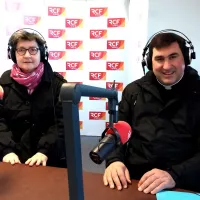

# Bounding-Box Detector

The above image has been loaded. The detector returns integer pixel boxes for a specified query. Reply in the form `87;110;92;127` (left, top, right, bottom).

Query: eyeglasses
15;47;39;56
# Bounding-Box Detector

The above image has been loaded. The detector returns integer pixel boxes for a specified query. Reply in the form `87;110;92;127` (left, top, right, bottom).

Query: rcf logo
58;72;66;79
106;62;124;70
106;82;123;91
89;97;106;100
24;16;41;25
48;51;66;60
107;18;125;27
107;40;124;49
80;121;83;129
89;72;106;80
90;7;108;17
48;7;65;16
79;102;83;110
66;62;83;70
48;29;65;39
89;112;106;120
65;19;83;28
66;41;83;49
90;30;107;39
89;51;107;60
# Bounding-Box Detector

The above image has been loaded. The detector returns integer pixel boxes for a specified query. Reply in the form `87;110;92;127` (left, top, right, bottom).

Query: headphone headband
143;29;195;55
8;28;47;43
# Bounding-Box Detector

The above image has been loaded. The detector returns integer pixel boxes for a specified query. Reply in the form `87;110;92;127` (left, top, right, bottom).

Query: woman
0;29;67;167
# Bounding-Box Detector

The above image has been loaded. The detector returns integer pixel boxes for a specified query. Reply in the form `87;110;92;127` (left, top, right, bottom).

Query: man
103;31;200;194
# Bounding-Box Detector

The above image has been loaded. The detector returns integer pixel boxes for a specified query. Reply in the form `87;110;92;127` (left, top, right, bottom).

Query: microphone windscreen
106;121;132;144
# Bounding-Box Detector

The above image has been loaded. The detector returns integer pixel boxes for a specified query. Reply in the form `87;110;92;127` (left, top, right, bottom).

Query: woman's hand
3;152;21;165
25;152;48;166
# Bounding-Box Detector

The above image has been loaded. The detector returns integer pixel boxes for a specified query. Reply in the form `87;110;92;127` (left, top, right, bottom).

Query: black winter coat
0;62;67;166
106;66;200;192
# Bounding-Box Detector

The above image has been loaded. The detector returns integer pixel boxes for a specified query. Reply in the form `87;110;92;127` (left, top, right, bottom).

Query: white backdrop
1;0;149;136
148;0;200;71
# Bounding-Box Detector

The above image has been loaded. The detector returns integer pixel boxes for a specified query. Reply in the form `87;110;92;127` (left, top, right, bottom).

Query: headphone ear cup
7;46;11;59
191;52;196;60
8;43;18;63
44;44;48;61
183;46;190;66
10;48;17;63
146;54;152;70
40;44;48;62
8;45;17;63
40;47;45;62
45;50;49;60
40;46;47;62
141;59;146;68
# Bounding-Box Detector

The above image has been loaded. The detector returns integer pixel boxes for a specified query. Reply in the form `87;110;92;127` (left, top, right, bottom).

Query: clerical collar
156;73;184;90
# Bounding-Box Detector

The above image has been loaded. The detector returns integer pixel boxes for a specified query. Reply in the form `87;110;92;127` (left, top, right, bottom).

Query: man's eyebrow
154;55;164;59
154;53;179;59
168;53;179;56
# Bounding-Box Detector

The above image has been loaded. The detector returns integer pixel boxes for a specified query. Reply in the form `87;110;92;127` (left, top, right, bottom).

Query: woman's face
15;39;41;73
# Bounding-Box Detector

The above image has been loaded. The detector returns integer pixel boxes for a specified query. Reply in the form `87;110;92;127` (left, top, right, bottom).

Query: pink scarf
10;62;44;94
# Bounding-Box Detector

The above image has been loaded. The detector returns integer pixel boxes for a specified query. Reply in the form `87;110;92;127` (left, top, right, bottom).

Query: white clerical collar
156;73;184;90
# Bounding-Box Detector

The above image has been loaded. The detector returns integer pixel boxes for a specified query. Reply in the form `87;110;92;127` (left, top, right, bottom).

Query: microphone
89;121;132;164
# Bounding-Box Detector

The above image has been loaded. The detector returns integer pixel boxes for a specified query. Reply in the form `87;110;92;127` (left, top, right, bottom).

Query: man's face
15;39;41;73
152;42;185;85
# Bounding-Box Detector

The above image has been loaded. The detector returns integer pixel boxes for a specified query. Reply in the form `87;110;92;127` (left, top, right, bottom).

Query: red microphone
89;121;132;164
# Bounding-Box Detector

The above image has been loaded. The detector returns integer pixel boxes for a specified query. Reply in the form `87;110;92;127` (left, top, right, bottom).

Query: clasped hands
103;161;175;194
3;152;48;166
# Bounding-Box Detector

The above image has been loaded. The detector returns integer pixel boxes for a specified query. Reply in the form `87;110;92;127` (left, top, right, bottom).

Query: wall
147;0;200;70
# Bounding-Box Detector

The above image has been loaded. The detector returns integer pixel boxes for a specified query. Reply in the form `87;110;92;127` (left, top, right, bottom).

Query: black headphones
7;28;49;63
141;29;196;74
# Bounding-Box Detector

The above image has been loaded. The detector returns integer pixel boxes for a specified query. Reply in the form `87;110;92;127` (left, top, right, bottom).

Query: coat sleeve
0;117;16;157
37;76;67;156
167;137;200;191
106;82;139;167
0;101;16;158
0;72;18;158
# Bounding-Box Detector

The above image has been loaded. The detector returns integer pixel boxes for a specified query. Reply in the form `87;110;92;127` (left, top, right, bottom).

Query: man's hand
103;161;131;190
3;152;21;165
25;152;48;166
138;168;176;194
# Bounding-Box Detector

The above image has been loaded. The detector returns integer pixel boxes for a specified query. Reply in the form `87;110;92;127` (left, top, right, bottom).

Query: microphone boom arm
60;83;118;200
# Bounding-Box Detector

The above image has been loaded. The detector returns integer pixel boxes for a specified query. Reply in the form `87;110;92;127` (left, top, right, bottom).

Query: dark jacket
106;66;200;192
0;62;67;166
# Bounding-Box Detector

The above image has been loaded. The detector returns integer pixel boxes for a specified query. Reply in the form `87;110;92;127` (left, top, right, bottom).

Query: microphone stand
107;80;118;128
60;82;118;200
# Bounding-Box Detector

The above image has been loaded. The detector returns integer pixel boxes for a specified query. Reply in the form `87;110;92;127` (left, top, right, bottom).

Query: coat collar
135;66;200;103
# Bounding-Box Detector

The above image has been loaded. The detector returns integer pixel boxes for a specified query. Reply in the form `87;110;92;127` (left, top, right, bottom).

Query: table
0;162;162;200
